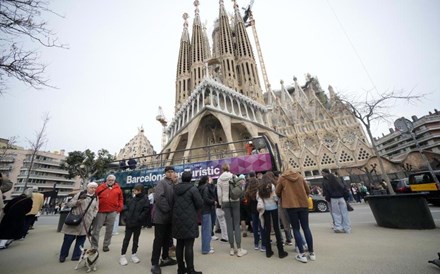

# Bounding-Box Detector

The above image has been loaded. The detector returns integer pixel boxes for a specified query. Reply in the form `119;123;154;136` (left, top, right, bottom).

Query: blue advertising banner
113;153;272;188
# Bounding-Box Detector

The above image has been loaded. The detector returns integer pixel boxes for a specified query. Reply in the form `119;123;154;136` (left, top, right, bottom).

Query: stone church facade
118;1;382;180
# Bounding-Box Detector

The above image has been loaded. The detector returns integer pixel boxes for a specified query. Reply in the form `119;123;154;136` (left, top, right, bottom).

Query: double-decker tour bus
108;136;282;194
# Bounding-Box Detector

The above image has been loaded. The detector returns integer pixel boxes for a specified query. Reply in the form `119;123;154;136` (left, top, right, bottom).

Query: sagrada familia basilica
118;0;387;179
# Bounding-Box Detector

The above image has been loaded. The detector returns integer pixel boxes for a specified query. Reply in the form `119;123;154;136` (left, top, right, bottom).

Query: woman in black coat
172;171;203;274
0;191;33;243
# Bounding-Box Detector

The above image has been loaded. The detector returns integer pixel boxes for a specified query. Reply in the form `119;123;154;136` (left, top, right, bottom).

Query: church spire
232;0;264;103
190;0;209;91
175;13;191;113
215;0;239;90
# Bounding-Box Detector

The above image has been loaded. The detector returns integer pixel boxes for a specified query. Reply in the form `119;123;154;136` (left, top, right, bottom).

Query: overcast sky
1;0;439;156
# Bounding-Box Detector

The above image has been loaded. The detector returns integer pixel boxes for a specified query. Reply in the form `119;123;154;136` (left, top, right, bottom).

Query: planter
364;193;436;229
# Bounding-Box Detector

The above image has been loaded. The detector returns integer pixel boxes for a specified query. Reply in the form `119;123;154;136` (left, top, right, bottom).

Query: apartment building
374;109;440;159
0;140;80;200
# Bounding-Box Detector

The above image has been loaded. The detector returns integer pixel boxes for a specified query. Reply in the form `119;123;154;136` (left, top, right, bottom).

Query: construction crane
156;106;168;149
243;0;277;101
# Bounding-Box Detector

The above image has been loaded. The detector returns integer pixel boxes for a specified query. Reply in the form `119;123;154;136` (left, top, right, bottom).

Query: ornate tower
213;0;239;91
232;0;264;104
189;0;210;91
175;13;191;113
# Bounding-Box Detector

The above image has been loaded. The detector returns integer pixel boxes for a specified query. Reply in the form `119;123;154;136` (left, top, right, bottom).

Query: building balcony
16;174;74;182
0;157;15;163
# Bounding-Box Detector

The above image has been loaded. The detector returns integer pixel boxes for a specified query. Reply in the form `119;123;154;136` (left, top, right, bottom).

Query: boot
187;268;202;274
177;267;187;274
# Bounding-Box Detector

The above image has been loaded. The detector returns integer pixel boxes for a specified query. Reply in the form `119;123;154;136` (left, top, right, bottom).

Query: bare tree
338;90;424;195
0;136;17;159
23;113;50;191
0;0;67;94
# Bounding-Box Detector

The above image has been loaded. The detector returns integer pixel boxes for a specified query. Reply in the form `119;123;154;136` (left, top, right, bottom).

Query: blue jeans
286;208;314;254
251;212;265;248
331;198;351;233
201;214;212;253
60;234;86;260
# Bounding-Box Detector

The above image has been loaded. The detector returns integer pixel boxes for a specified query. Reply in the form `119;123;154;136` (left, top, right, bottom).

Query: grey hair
107;174;116;180
24;188;33;198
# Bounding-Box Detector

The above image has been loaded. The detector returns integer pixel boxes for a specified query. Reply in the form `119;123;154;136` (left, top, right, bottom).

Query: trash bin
57;209;71;232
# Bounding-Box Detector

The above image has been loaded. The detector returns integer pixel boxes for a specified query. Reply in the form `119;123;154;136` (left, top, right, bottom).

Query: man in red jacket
91;174;123;252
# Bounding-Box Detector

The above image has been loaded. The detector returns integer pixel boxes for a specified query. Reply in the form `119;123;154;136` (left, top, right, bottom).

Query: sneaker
120;255;128;266
159;257;177;267
254;244;259;250
229;248;236;256
295;254;308;263
211;236;219;241
279;251;288;259
260;246;266;252
131;253;140;263
237;248;248;257
103;246;110;252
208;249;215;254
308;252;316;261
220;238;228;243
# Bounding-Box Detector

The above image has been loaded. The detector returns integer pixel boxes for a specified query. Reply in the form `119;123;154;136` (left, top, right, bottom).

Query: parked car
308;195;329;212
408;170;440;206
391;178;411;193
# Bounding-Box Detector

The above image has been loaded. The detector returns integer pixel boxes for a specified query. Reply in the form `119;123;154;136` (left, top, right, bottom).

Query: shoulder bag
64;195;95;226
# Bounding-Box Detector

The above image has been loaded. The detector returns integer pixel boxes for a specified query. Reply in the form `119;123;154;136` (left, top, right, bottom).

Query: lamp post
394;117;439;186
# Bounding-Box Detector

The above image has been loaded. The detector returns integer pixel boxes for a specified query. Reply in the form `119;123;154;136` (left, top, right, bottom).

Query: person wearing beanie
151;166;177;274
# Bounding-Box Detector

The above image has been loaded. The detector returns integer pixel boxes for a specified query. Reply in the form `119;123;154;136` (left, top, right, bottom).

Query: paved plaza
1;203;439;274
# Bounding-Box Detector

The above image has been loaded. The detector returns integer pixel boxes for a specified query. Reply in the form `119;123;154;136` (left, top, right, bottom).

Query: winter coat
275;169;310;209
198;184;216;215
123;192;150;228
153;177;175;224
0;194;32;239
322;173;348;201
61;191;99;236
96;182;123;213
27;192;44;216
172;182;203;240
217;171;237;205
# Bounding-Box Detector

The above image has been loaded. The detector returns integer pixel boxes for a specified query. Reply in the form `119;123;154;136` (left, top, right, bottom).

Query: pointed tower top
183;12;189;27
194;0;200;15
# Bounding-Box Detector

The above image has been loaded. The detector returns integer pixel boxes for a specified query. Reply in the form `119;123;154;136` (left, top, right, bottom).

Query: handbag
64;193;95;226
64;212;83;226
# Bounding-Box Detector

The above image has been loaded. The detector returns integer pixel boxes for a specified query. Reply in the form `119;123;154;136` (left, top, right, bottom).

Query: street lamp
394;117;440;186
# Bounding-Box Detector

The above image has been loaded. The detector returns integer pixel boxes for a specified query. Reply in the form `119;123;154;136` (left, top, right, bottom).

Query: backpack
229;177;243;200
360;185;368;193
